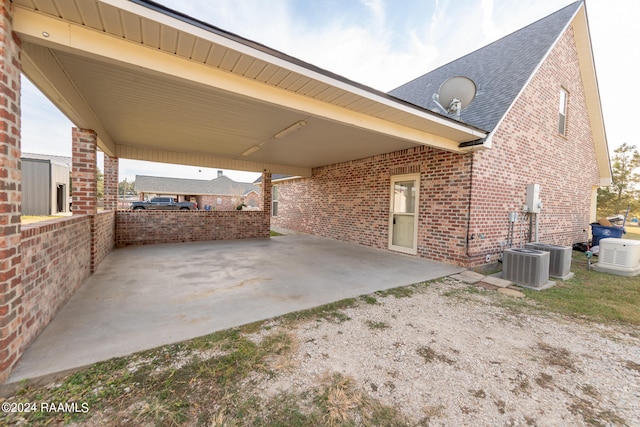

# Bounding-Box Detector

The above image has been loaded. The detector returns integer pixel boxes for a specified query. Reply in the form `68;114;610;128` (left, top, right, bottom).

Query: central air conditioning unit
525;242;573;280
593;238;640;277
502;248;551;290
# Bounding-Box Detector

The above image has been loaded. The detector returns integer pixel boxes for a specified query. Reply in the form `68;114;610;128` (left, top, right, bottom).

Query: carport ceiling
14;0;487;176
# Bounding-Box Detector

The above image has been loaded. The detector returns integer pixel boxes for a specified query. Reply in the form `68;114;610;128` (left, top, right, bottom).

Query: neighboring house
21;153;72;215
136;171;260;210
270;1;611;267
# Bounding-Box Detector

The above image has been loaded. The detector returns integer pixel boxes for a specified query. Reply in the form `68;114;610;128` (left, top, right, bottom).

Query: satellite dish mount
432;76;477;120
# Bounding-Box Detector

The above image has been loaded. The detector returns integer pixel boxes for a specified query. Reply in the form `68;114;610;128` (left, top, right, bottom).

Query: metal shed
21;154;71;216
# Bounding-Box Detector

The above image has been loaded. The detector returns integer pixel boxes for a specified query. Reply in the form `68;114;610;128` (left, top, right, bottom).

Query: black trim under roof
129;0;487;134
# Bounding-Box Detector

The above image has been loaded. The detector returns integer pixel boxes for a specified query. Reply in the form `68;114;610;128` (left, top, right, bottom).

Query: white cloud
481;0;501;42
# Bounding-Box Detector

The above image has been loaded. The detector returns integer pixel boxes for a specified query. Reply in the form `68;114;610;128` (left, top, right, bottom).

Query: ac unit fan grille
503;249;550;289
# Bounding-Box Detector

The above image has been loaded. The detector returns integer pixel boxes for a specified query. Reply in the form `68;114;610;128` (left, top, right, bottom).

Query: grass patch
360;295;378;305
623;225;640;240
375;282;427;299
279;299;356;324
270;230;285;236
518;251;640;325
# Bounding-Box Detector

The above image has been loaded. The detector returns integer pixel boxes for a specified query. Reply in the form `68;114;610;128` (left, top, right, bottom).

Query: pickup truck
130;197;197;210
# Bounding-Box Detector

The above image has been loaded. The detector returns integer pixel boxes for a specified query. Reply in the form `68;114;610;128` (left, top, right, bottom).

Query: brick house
136;171;260;211
269;1;611;267
1;0;608;383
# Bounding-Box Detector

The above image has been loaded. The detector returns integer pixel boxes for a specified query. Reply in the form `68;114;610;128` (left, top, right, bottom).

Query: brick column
262;171;271;235
0;0;22;383
103;154;118;210
72;128;97;215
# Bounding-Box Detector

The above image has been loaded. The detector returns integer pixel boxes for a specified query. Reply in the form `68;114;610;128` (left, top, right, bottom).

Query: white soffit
13;0;487;175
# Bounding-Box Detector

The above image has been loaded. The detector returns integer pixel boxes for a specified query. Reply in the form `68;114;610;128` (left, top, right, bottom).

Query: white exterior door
389;174;419;254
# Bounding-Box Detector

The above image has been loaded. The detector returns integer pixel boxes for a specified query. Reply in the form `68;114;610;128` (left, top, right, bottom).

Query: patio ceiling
13;0;487;176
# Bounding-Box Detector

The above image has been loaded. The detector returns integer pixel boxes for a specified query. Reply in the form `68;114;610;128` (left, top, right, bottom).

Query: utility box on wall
525;184;541;213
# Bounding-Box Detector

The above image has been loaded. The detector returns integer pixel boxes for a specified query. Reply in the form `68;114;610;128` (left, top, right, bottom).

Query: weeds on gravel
417;346;456;365
365;320;391;330
536;342;578;373
375;281;429;299
2;297;414;427
315;373;411;427
280;299;356;324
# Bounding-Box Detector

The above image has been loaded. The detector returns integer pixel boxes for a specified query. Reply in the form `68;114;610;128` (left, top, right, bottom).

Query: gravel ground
250;278;640;426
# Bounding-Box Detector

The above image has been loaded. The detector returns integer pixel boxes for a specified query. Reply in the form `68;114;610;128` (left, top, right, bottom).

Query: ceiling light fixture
274;120;307;139
241;145;261;157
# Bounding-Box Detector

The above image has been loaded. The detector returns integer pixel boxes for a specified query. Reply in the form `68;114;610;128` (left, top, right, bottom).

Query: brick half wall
93;210;115;271
17;217;92;367
116;210;270;246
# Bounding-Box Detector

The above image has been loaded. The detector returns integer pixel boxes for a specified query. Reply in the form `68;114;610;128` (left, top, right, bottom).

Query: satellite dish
432;76;477;119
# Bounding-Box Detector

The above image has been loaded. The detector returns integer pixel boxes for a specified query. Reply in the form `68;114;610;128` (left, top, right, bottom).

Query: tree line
597;143;640;220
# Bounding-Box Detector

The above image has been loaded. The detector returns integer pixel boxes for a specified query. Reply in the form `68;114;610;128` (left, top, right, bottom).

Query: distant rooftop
22;152;72;168
136;174;259;196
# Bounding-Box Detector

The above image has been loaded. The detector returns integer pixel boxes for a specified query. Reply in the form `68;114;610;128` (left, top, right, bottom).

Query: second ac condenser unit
525;243;573;280
593;238;640;277
502;248;551;290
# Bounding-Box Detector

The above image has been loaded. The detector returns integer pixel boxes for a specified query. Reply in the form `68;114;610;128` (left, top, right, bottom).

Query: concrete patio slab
5;233;463;388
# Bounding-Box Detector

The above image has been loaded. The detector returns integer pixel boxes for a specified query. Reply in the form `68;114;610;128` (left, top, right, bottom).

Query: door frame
388;173;420;255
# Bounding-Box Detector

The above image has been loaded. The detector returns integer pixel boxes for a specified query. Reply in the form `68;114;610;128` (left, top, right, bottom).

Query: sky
20;0;638;184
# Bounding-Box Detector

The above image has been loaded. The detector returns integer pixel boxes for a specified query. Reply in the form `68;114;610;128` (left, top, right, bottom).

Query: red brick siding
273;25;599;267
271;147;471;265
245;191;261;208
16;216;92;376
0;0;22;382
116;210;270;246
103;155;118;210
200;195;240;211
71;128;97;215
466;25;599;265
93;210;115;271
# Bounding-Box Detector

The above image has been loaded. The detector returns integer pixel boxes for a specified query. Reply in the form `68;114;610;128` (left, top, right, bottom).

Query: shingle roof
136;174;259;196
388;1;582;132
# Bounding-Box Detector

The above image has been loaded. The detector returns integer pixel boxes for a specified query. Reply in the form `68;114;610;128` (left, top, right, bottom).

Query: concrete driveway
5;233;463;386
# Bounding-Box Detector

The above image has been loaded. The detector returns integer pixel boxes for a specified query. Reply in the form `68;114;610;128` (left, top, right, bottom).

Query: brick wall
17;216;92;372
273;25;600;268
271;147;471;265
244;191;261;208
200;194;240;211
465;25;599;265
93;210;115;271
71;128;97;215
0;0;22;383
103;155;118;210
116;210;269;246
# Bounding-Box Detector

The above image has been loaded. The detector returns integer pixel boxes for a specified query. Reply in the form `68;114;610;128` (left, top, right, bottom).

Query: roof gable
389;1;582;132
